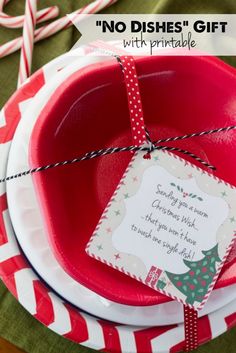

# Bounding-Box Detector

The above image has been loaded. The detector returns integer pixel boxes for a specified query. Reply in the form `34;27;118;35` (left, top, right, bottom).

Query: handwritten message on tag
86;150;236;310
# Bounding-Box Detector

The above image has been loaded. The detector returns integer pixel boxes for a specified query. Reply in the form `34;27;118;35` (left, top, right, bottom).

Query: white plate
6;47;236;326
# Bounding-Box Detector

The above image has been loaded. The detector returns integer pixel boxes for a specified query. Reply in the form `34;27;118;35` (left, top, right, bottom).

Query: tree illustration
165;244;221;305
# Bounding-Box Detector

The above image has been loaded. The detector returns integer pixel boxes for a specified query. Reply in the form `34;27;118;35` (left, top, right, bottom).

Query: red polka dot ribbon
184;306;199;351
90;41;148;147
118;47;200;352
119;55;147;146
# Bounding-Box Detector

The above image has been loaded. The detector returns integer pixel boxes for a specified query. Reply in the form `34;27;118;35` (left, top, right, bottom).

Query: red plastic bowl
30;55;236;306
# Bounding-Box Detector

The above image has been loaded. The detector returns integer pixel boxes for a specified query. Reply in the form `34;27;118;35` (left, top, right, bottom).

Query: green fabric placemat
0;1;236;352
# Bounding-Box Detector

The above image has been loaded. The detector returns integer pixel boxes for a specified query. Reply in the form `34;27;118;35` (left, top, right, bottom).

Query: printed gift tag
86;150;236;310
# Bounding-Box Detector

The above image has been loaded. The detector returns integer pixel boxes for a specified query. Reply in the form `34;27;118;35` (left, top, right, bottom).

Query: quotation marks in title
95;20;228;34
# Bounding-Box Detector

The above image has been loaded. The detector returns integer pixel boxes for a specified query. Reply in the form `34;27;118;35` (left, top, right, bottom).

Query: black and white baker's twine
1;125;236;184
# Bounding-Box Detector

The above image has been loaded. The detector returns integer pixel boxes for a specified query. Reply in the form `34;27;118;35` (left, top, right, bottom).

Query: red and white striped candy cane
0;0;59;28
35;0;117;40
17;0;37;87
0;0;118;59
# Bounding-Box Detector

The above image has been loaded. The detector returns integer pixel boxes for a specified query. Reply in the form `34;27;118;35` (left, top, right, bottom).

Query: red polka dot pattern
184;306;199;351
120;56;147;146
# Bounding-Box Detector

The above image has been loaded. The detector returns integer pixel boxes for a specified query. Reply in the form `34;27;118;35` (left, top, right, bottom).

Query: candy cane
0;0;118;59
0;0;59;28
17;0;37;87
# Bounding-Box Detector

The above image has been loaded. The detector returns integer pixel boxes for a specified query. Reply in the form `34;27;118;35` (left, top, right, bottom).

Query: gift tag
86;149;236;310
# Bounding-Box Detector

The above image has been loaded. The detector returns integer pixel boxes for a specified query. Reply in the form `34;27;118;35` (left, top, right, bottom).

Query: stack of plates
1;46;236;353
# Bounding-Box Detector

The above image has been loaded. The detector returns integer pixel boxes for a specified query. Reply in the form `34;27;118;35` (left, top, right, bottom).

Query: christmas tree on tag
166;244;221;305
